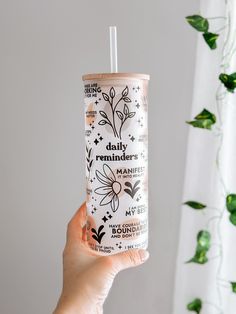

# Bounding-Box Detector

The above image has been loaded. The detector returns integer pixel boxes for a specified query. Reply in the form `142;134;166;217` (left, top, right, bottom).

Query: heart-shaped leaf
122;86;129;97
187;298;202;314
110;87;115;98
226;194;236;213
203;32;219;49
102;92;110;102
184;201;206;210
219;73;236;93
98;120;107;125
186;109;216;130
231;282;236;293
116;110;124;120
186;15;209;32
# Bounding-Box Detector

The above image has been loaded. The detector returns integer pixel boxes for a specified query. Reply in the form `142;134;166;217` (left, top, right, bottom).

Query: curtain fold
173;0;236;313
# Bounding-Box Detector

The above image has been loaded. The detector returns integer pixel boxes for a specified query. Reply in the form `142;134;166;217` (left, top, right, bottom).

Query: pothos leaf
231;282;236;293
229;213;236;226
102;92;110;102
186;108;216;130
186;230;211;264
187;298;202;314
197;230;211;250
203;32;219;49
226;194;236;213
122;86;129;97
184;201;206;210
186;15;209;32
219;73;236;93
116;110;124;120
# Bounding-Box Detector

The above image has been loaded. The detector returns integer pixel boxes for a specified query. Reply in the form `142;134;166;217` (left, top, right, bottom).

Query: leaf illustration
184;201;206;210
122;86;129;97
230;213;236;226
203;32;219;49
123;96;131;103
98;120;108;125
86;146;88;153
186;15;209;32
102;92;110;102
187;298;202;314
91;225;106;244
92;234;99;242
231;282;236;293
99;110;108;119
91;228;98;236
98;225;104;235
124;188;132;197
123;104;129;115
219;73;236;93
186;108;216;130
128;112;136;118
133;180;141;189
116;110;124;120
110;87;115;98
89;160;93;168
88;148;92;158
125;182;132;188
186;230;211;264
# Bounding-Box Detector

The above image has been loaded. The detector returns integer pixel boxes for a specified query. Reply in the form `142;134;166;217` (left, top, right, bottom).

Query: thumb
108;249;149;274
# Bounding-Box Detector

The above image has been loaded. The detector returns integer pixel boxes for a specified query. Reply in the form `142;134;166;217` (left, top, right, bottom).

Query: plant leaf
98;225;104;235
98;120;107;125
91;228;97;235
89;160;93;168
123;96;131;103
187;298;202;314
99;110;108;119
125;181;132;188
184;201;206;210
92;234;99;242
88;148;92;158
98;232;106;243
123;104;129;115
203;32;219;49
219;73;236;93
122;86;129;97
102;93;110;102
124;188;132;197
230;213;236;226
110;87;115;98
186;15;209;32
231;282;236;293
116;110;124;120
226;194;236;213
186;108;216;130
128;112;136;118
133;180;141;189
186;230;211;264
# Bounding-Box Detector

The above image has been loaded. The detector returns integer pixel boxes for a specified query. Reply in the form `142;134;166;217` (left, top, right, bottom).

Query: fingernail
138;249;149;262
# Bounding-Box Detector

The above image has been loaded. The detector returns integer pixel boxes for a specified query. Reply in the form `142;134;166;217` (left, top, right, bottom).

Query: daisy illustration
95;164;121;212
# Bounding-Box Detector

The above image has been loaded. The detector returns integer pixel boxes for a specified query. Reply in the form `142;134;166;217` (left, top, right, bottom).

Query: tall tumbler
83;73;150;255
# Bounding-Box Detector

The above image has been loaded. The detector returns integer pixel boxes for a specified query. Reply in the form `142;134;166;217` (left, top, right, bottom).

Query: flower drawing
95;164;121;212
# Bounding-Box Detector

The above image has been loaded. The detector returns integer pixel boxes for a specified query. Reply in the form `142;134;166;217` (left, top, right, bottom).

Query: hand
53;202;149;314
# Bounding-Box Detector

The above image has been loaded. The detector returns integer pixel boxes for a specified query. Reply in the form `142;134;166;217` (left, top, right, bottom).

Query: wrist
53;296;103;314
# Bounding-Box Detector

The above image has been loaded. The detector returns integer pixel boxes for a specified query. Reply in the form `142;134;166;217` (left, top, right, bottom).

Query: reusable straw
109;26;118;73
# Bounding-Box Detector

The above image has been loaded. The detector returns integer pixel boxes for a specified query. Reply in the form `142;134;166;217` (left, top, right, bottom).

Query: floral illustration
187;298;202;314
186;230;211;264
98;86;136;139
95;164;121;212
91;225;105;244
124;180;140;199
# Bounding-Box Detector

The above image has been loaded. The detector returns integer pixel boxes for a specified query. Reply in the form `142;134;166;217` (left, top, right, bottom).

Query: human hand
53;202;149;314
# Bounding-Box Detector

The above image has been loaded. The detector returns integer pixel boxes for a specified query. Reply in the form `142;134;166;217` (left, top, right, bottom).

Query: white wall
0;0;198;313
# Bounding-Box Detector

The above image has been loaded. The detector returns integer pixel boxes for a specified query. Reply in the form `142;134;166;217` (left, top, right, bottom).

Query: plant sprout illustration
124;180;140;199
86;146;93;176
95;164;121;212
91;225;105;244
186;230;211;264
98;86;136;139
186;108;216;130
187;298;202;314
226;194;236;226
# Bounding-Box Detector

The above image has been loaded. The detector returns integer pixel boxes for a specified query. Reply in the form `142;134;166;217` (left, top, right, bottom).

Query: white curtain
173;0;236;313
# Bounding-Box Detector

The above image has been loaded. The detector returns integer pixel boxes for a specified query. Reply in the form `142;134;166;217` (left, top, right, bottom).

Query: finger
106;249;149;274
66;202;87;243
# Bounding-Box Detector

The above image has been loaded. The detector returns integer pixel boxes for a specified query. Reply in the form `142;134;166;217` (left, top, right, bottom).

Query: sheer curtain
173;0;236;313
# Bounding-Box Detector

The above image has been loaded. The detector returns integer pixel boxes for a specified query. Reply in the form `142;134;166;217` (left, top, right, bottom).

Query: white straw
109;26;118;73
